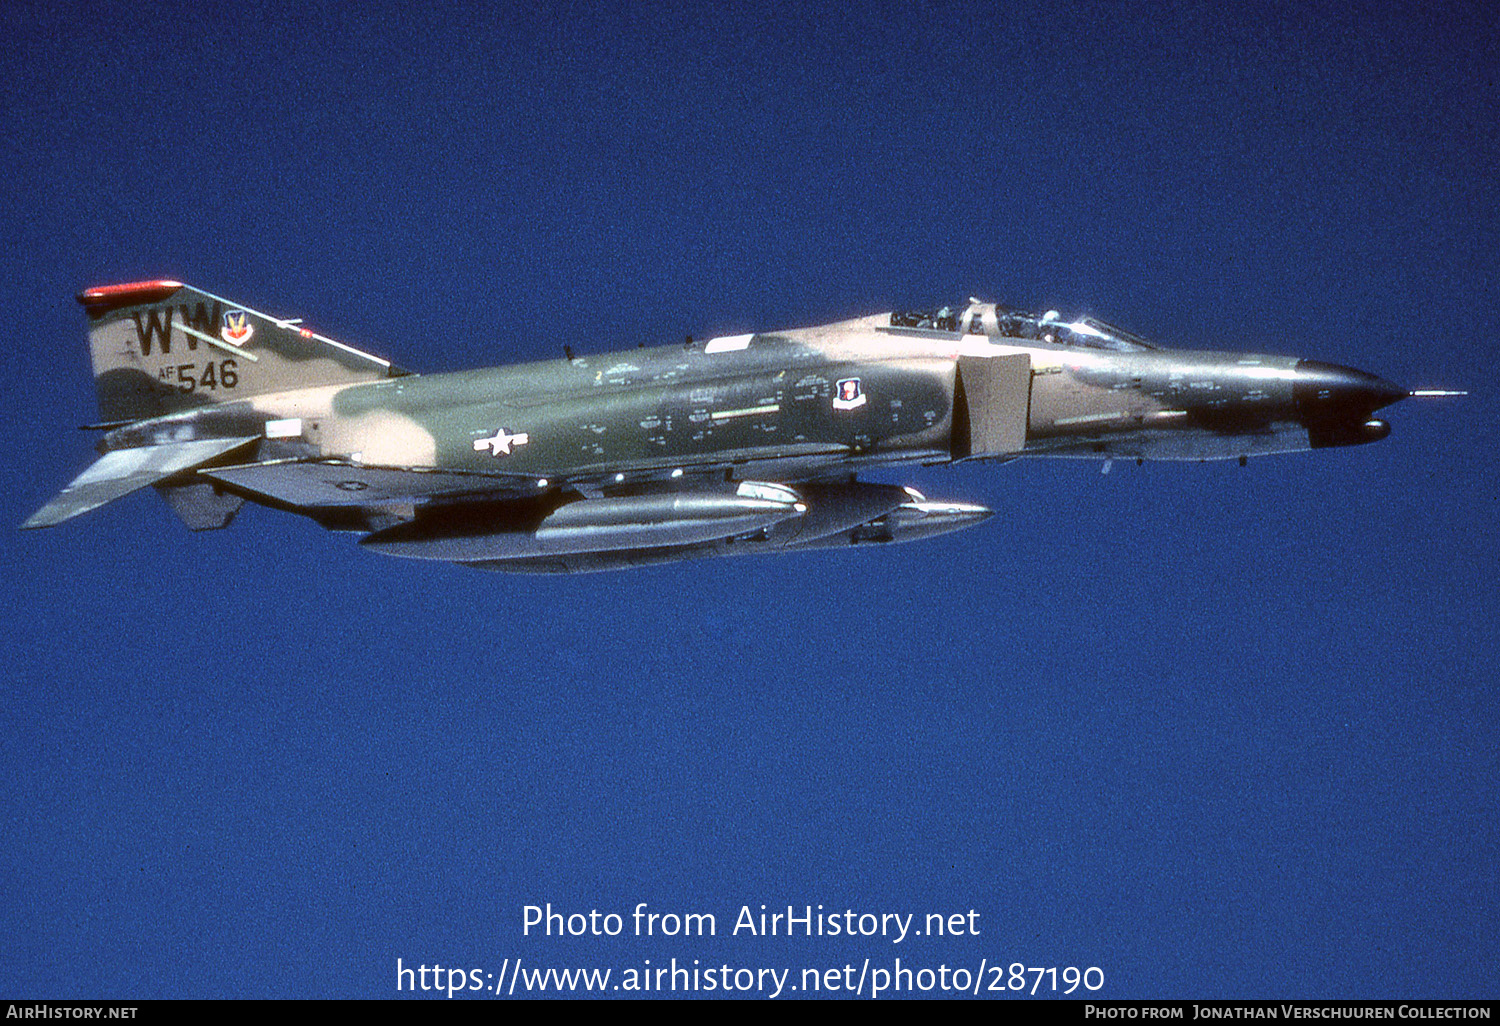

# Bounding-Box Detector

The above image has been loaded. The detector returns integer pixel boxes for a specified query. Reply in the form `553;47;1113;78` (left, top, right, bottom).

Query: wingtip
20;508;63;530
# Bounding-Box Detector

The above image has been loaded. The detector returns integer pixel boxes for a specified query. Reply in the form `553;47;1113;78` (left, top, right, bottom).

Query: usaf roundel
832;377;867;411
221;309;254;345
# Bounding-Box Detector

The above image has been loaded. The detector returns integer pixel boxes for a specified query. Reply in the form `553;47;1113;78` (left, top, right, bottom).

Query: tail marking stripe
183;284;392;368
172;319;261;362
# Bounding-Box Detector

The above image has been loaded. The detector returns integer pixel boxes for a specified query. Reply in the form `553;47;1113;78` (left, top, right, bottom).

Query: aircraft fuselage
29;286;1425;573
100;310;1405;477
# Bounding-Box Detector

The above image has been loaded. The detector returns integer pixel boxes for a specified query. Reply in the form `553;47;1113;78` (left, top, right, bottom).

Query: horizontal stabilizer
22;437;258;529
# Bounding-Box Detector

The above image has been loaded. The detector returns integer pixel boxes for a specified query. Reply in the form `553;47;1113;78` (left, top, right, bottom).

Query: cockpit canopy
890;299;1155;352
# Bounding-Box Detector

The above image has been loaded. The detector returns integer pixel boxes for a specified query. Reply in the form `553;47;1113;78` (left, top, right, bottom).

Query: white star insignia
474;428;530;457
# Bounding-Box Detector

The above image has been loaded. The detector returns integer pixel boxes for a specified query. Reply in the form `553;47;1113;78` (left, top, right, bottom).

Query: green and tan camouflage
24;281;1449;573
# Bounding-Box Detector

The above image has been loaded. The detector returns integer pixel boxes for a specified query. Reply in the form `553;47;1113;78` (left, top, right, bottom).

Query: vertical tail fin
78;280;403;422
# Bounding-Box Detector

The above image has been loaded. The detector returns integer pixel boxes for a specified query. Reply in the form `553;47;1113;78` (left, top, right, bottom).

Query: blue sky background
2;0;1495;999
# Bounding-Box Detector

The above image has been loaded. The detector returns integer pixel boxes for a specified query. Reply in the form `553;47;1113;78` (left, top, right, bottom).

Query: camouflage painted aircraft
23;281;1458;573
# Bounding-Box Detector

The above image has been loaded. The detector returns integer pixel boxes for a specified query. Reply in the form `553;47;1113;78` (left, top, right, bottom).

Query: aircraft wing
22;437;260;529
199;459;537;508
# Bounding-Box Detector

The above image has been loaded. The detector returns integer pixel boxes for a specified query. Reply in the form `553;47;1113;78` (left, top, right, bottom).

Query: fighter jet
22;281;1459;573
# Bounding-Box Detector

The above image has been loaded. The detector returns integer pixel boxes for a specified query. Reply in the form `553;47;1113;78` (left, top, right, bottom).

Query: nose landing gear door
954;352;1031;459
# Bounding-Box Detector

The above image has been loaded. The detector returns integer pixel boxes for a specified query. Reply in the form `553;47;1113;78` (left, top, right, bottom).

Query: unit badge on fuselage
833;377;867;411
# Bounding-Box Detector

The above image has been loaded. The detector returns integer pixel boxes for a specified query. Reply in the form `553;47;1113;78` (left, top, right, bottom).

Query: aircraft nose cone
1294;359;1408;417
1294;359;1408;448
